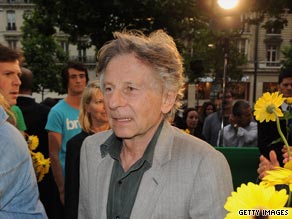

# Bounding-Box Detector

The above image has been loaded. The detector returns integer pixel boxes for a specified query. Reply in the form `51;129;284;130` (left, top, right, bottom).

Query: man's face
0;60;21;105
279;77;292;97
67;68;87;95
238;107;252;128
102;53;172;140
218;92;233;110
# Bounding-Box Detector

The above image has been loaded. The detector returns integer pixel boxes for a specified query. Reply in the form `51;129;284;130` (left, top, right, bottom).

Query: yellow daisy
284;160;292;171
30;150;51;182
224;182;289;219
261;166;292;191
27;135;39;151
286;97;292;105
254;92;291;157
254;92;285;122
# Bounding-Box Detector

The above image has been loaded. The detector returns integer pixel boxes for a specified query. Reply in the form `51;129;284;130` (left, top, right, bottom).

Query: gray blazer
78;121;233;219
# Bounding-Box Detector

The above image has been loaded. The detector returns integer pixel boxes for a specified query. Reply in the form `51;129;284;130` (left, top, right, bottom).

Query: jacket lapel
94;154;114;218
130;121;174;218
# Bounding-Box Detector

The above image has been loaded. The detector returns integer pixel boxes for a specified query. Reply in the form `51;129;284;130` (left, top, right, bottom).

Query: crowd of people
1;29;292;218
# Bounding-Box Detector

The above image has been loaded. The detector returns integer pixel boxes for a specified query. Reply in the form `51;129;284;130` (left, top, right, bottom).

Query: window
266;45;279;66
238;38;249;56
195;82;250;100
7;40;17;49
240;14;251;33
59;40;69;55
263;82;278;93
6;11;16;31
78;47;87;62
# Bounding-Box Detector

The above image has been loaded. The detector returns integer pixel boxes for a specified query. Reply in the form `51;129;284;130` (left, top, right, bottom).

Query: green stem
275;115;291;158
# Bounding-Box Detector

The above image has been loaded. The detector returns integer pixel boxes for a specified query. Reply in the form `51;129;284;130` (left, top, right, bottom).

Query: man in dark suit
17;67;63;219
257;67;292;179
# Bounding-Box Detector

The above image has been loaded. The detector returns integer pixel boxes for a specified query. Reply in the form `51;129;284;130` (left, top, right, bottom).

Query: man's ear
161;90;177;114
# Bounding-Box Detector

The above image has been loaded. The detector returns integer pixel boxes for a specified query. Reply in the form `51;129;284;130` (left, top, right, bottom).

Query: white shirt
221;121;258;147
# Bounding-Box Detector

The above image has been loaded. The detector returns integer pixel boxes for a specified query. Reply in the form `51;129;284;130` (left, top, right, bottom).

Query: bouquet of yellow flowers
224;92;292;218
26;135;50;182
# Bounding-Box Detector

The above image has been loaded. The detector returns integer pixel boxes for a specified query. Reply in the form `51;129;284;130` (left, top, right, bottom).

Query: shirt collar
282;102;289;112
100;120;165;165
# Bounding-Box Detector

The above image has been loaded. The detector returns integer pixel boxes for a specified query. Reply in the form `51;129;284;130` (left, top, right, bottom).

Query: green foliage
23;0;248;88
21;8;68;96
281;45;292;69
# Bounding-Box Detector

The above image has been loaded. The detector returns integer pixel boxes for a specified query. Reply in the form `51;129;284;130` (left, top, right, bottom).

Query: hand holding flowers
224;92;292;218
26;135;50;182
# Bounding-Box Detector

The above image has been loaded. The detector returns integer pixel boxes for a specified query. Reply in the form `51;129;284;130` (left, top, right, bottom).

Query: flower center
266;104;276;114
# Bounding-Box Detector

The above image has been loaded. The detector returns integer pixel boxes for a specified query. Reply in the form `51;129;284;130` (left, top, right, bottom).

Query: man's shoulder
0;122;29;163
205;112;219;121
50;99;65;110
203;112;220;129
169;125;219;155
85;130;113;144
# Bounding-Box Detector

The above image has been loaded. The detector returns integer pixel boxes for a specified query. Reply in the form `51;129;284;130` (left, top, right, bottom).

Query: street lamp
217;0;239;10
214;0;240;146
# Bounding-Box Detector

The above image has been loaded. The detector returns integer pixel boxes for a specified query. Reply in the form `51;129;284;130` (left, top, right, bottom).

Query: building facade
0;0;97;101
1;1;291;104
188;11;292;108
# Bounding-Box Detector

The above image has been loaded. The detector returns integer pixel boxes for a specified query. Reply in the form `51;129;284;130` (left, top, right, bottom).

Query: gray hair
97;29;185;118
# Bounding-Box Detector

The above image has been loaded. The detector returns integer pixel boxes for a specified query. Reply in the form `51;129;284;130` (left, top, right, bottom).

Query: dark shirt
17;96;63;219
103;121;163;219
258;118;292;166
64;130;92;219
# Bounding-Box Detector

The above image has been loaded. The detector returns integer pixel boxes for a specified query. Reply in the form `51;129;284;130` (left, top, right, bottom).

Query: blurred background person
202;89;234;146
183;107;205;139
0;44;26;134
0;94;47;218
258;67;292;166
17;67;62;219
198;101;216;131
221;100;257;147
257;67;292;179
46;61;88;208
11;104;27;134
64;80;109;219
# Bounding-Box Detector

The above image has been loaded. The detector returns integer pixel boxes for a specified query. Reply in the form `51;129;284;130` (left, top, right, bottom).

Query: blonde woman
64;80;109;219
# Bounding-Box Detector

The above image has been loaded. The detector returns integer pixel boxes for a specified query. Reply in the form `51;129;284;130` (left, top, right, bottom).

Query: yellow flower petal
284;160;292;171
261;167;292;187
286;97;292;105
27;135;39;150
254;92;285;122
224;182;289;219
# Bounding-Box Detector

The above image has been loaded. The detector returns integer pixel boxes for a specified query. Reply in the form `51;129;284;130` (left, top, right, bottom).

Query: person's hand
257;150;279;180
229;114;239;129
282;146;292;164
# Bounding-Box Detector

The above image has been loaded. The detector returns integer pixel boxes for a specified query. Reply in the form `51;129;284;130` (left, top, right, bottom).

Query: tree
22;0;248;88
52;0;202;48
21;4;68;98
